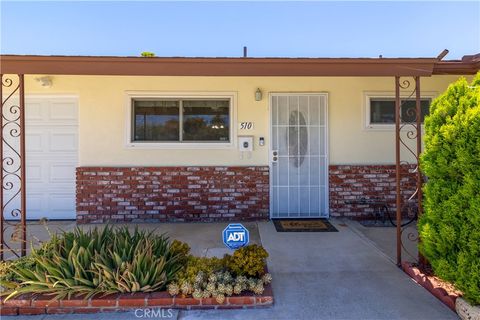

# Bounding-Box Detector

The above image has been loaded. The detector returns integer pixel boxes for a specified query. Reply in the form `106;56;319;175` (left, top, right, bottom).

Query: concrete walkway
3;220;457;320
346;219;419;264
181;220;456;320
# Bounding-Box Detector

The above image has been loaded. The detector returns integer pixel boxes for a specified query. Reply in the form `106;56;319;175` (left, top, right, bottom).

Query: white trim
363;91;437;131
268;92;329;219
124;91;237;149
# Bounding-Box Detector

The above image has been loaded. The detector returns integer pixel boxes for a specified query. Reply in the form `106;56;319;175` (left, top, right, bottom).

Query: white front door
270;94;328;218
3;96;78;220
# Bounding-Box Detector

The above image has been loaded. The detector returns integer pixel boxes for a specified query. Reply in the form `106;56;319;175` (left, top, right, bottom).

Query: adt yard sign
223;223;249;250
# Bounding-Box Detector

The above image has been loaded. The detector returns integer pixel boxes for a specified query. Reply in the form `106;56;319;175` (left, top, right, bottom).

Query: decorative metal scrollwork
1;74;26;260
395;76;424;266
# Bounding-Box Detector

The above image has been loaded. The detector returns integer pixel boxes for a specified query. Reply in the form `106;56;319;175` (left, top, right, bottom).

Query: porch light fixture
255;88;262;101
35;76;53;88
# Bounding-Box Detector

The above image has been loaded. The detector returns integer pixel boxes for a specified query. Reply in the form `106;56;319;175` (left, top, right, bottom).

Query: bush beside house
419;73;480;305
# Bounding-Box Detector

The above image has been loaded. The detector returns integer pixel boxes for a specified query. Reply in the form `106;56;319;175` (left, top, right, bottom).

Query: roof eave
0;54;477;77
433;61;480;75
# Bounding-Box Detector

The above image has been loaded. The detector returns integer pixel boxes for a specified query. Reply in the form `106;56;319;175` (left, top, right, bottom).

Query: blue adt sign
223;223;249;250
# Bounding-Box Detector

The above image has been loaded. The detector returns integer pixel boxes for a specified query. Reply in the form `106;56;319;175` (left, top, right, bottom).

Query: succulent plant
226;245;269;277
181;281;193;295
223;271;233;283
167;282;180;296
1;225;274;302
195;271;205;284
192;289;203;299
217;283;226;294
225;284;233;296
193;282;201;291
215;293;225;304
176;256;225;285
215;271;224;282
236;275;247;284
247;278;256;290
170;239;191;260
262;273;272;285
233;283;243;295
253;283;264;295
208;273;217;283
2;226;188;301
206;282;216;293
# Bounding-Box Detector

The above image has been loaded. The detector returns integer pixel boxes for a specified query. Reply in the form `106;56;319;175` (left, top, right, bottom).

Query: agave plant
1;226;188;300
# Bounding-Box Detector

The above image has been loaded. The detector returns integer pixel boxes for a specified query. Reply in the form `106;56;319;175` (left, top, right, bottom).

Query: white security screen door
270;94;328;218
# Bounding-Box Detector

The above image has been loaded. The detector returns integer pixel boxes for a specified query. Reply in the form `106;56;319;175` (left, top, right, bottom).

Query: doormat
272;219;338;232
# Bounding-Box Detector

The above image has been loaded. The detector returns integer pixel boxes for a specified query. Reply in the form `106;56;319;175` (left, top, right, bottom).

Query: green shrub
225;244;268;277
177;255;226;285
141;52;155;57
0;237;58;287
419;73;480;305
0;256;35;284
1;226;187;300
170;239;191;263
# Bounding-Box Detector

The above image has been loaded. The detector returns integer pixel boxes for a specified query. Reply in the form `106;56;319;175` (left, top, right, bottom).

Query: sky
0;1;479;59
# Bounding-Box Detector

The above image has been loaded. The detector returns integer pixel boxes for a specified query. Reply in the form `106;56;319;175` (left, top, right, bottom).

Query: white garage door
26;96;78;219
3;96;78;220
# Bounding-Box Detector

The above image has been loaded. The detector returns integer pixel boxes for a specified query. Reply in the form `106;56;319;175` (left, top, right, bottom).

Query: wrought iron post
0;75;3;260
395;76;402;266
1;74;27;260
395;76;402;265
395;76;423;266
415;77;423;217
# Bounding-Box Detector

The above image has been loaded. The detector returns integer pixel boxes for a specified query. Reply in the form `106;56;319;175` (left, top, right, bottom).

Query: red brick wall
329;164;417;218
76;166;269;224
76;165;418;223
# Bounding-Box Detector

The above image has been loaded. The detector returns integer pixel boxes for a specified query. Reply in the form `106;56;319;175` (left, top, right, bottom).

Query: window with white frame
131;98;231;143
365;95;431;128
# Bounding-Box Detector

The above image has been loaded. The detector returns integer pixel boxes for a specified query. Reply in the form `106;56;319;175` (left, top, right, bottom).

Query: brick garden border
402;261;458;311
1;284;273;316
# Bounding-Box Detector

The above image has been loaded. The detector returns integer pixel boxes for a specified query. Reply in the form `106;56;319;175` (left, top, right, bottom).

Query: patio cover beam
0;55;460;77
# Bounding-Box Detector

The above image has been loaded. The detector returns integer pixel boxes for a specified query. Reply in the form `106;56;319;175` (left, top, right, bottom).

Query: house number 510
239;122;254;130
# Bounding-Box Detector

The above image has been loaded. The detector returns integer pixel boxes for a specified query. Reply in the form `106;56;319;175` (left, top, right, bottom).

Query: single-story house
1;53;479;224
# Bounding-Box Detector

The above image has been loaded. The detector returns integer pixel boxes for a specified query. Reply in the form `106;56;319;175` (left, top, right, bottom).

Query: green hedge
419;73;480;305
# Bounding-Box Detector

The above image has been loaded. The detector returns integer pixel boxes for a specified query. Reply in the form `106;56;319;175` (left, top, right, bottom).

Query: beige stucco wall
23;74;468;166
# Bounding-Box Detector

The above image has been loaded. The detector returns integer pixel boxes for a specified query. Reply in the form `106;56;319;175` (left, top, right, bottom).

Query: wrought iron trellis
1;74;27;260
395;75;423;266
